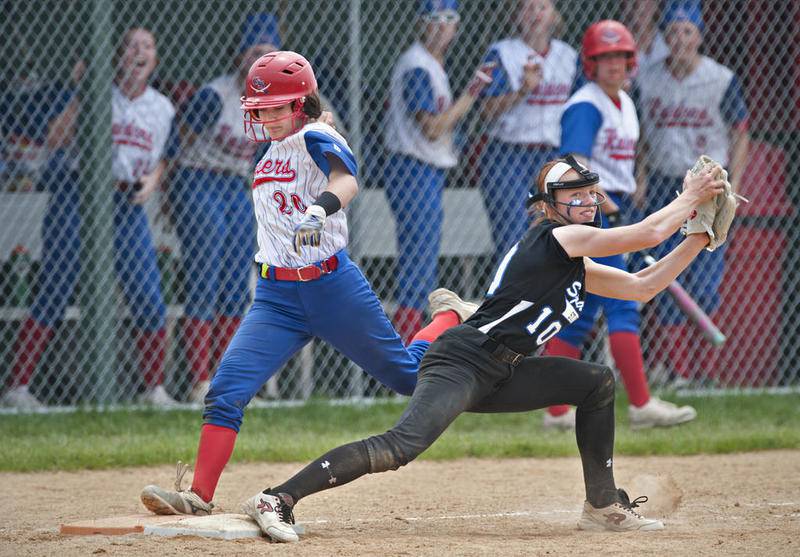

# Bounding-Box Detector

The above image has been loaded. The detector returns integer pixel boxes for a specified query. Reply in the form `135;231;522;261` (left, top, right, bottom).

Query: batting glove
293;204;326;254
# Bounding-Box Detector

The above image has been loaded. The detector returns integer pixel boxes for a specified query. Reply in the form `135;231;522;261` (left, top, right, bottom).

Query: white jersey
112;85;175;183
486;38;578;146
252;122;354;267
385;41;457;168
178;74;258;178
637;56;737;176
562;83;639;194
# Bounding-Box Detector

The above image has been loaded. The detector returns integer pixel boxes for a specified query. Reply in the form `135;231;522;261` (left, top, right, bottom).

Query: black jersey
465;220;586;355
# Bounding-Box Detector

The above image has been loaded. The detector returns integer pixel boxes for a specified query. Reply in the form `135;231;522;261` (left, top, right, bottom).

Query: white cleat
0;385;44;410
542;408;576;431
242;492;299;543
629;396;697;430
139;384;179;408
188;380;210;404
141;462;213;516
427;288;479;323
578;489;664;532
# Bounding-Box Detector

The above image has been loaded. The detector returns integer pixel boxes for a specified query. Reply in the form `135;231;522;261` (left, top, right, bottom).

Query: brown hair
530;159;569;227
300;92;323;119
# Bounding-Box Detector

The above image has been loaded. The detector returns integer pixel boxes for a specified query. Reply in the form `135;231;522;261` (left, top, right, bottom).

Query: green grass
1;393;798;472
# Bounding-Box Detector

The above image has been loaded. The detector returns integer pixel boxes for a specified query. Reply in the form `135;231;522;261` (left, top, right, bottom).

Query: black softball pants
272;325;619;508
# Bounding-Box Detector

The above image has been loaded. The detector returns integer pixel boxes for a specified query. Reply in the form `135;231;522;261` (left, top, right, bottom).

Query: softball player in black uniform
240;155;726;541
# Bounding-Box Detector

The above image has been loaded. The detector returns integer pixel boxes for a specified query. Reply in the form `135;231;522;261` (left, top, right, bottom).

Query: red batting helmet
241;50;318;141
581;20;637;80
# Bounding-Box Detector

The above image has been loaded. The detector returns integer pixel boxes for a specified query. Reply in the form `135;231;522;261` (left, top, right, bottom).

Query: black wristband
315;191;342;216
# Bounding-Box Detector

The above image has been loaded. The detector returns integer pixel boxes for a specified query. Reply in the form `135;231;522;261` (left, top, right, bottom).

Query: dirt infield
2;450;798;556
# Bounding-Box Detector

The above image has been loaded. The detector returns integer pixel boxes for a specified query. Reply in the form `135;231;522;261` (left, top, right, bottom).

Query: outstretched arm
552;166;725;259
584;234;709;302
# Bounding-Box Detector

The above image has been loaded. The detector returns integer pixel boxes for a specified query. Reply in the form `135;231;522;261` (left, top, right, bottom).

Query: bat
642;254;726;346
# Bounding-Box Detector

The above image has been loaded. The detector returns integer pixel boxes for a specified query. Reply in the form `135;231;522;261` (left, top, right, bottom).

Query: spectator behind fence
541;20;697;431
384;0;492;341
621;0;668;72
635;0;749;382
476;0;578;266
0;27;178;410
0;60;82;192
170;13;283;403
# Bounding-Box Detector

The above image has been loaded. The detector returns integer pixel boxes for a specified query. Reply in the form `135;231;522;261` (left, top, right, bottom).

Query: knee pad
582;365;616;412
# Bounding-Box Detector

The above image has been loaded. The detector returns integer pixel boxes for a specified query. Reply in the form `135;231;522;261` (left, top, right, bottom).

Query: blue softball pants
478;140;558;265
30;165;165;330
203;250;430;432
556;192;640;346
643;173;726;325
170;167;255;320
384;154;444;311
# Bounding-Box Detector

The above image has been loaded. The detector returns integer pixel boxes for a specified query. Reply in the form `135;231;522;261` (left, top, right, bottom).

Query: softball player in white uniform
635;0;749;380
140;50;475;517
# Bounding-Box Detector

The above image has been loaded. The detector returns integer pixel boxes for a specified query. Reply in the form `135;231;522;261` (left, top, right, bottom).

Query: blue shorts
203;250;430;431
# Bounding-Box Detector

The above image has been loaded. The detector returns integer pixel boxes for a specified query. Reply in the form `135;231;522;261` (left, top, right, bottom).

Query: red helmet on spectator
241;50;317;141
581;20;637;80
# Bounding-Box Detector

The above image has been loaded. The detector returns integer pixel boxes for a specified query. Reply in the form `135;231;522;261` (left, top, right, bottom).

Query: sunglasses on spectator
423;10;460;23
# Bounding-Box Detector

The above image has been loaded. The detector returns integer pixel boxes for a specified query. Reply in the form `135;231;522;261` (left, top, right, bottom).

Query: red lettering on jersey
601;128;636;160
525;82;571;105
253;158;297;188
112;121;154;151
647;98;714;129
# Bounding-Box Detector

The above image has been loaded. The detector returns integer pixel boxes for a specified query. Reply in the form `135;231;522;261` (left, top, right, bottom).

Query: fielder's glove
708;164;740;251
293;204;326;254
681;155;741;252
681;155;717;246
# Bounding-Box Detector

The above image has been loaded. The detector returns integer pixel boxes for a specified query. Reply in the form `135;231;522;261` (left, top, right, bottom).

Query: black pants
273;325;619;508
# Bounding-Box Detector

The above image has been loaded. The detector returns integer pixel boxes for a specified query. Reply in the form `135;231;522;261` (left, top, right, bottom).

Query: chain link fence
1;0;798;409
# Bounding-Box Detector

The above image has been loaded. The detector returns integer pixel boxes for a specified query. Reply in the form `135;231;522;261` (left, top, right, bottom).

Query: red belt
260;254;339;282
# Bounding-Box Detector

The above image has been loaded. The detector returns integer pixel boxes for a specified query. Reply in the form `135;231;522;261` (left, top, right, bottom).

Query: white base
143;513;306;540
144;513;262;540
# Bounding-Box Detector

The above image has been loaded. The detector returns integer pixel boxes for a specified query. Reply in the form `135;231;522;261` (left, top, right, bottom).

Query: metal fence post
78;0;117;404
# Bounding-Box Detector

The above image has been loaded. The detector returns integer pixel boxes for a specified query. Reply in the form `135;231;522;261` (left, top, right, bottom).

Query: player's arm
46;97;80;149
479;52;541;121
721;74;750;193
553;167;725;258
728;126;749;194
293;134;359;252
584;233;708;302
407;66;492;141
323;156;358;208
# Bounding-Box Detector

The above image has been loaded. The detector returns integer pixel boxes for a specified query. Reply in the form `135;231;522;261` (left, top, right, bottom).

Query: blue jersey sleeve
304;130;358;177
559;102;603;158
181;87;223;134
164;118;180;160
720;74;748;127
402;68;437;114
480;49;512;98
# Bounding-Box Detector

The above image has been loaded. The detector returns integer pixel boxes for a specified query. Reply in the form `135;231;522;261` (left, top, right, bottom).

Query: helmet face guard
242;99;306;142
528;155;606;226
